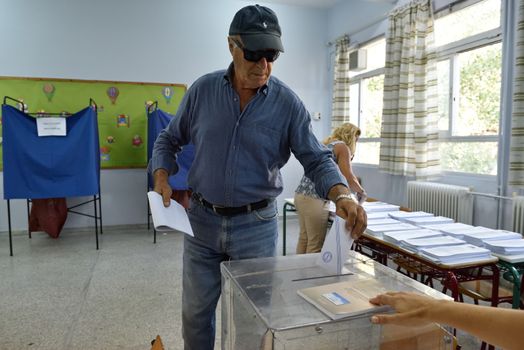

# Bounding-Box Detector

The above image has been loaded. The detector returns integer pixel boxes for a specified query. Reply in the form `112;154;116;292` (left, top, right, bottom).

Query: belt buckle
212;204;225;214
195;193;204;206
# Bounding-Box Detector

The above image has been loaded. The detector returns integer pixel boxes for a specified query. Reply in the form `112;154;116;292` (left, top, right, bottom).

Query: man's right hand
153;169;173;207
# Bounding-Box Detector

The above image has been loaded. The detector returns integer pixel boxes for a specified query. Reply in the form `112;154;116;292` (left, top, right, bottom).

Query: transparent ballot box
221;252;454;350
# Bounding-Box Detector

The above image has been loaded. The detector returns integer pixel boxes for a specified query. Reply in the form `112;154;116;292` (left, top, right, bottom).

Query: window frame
434;2;502;175
348;36;386;158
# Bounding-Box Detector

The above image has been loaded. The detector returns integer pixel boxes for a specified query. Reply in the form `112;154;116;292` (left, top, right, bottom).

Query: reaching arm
369;292;524;350
333;143;365;195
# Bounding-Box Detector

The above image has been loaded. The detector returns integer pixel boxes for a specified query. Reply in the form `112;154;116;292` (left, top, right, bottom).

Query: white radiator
407;181;474;224
512;196;524;234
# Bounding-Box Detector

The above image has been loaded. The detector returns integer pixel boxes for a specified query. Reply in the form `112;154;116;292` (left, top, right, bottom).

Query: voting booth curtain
2;104;100;199
147;108;194;191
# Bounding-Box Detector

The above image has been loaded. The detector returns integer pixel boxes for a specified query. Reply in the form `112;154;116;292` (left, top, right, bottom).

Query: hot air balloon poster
0;76;186;169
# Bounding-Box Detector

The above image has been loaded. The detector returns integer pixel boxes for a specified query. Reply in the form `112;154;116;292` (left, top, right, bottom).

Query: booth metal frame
3;96;103;256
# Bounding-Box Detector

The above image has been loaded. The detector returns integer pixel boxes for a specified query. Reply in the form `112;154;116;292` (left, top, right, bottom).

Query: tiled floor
0;225;186;350
0;217;495;349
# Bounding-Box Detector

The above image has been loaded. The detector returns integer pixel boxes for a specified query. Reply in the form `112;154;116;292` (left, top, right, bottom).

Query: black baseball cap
229;4;284;52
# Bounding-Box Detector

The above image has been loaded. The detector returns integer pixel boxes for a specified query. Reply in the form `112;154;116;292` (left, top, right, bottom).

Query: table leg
446;271;459;301
499;261;522;309
491;264;500;307
283;202;289;256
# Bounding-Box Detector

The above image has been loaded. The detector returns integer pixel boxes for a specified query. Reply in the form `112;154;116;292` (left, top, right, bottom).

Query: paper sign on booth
37;117;66;136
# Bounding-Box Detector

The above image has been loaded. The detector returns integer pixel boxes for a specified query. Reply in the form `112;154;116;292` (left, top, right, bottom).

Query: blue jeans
182;197;278;350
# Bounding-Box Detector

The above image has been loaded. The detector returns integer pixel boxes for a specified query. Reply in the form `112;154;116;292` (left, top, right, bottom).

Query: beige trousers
294;193;331;254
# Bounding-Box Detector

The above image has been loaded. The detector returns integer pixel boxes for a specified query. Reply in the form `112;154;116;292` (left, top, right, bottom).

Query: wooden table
356;233;501;306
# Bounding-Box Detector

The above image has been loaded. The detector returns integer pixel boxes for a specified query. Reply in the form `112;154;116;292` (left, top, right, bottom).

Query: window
433;0;501;47
434;0;502;175
347;37;386;165
347;0;502;172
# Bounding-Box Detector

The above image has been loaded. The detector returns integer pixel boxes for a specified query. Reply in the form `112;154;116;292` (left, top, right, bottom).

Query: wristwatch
334;193;354;203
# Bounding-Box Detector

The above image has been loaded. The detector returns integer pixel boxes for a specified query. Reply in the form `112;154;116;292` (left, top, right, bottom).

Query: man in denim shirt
149;5;367;350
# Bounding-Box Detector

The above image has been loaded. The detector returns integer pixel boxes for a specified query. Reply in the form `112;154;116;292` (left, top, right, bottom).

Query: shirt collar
223;62;270;96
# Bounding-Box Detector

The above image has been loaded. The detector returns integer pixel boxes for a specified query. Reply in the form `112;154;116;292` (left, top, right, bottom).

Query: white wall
0;0;329;231
327;0;394;42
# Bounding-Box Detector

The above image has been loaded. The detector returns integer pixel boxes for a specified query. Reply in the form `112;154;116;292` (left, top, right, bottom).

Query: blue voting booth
2;97;102;255
146;103;195;243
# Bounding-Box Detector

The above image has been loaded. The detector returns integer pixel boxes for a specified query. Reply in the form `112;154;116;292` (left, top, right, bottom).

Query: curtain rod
327;0;476;47
327;15;388;47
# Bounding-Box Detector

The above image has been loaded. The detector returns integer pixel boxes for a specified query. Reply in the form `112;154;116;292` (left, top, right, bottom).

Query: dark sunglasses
231;38;280;63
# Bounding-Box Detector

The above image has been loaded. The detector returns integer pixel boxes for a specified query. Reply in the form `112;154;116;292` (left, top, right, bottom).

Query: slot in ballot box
221;251;454;350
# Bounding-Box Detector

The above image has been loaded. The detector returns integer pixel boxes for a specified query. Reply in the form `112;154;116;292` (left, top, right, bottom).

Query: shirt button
234;97;238;102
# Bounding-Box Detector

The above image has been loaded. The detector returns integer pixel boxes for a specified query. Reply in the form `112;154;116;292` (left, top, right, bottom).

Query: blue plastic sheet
147;108;194;190
2;104;100;199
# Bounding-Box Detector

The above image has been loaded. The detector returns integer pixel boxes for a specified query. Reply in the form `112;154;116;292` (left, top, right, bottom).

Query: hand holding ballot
153;168;173;207
328;186;367;239
147;191;193;236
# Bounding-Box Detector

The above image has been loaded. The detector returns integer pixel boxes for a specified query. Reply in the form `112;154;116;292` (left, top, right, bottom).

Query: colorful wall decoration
0;76;186;169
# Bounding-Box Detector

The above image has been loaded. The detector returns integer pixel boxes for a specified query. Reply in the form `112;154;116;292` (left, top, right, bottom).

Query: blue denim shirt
149;64;347;207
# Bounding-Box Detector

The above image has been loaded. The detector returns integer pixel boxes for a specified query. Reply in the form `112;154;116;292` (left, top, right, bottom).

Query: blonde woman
294;123;366;254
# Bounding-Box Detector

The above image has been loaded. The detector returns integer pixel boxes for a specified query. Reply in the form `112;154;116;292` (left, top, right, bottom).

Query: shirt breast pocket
254;123;283;158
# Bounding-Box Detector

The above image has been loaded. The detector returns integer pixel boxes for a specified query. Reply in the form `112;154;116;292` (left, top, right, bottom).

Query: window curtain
509;0;524;188
378;0;440;179
331;35;350;130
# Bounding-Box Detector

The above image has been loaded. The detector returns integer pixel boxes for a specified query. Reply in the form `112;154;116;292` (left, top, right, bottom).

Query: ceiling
256;0;398;9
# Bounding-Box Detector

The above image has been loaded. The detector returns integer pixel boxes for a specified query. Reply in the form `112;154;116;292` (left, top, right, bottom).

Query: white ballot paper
147;191;194;236
317;216;354;274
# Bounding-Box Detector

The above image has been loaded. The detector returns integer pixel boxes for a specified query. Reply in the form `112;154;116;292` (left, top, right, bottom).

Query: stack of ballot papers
403;216;454;226
366;223;419;238
367;211;393;220
388;211;434;222
436;225;493;239
420;244;492;264
382;229;444;245
399;236;466;253
362;202;401;213
484;239;524;255
421;222;475;233
460;230;523;246
362;201;387;207
366;218;401;226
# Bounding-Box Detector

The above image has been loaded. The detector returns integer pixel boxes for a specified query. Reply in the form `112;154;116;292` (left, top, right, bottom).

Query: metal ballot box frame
221;251;454;350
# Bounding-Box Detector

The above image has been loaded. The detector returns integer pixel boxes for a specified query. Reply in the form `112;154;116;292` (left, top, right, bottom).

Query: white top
382;229;444;245
404;216;454;226
461;230;522;246
420;244;492;264
364;204;401;213
366;223;420;238
367;218;402;226
388;211;434;221
400;236;466;253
